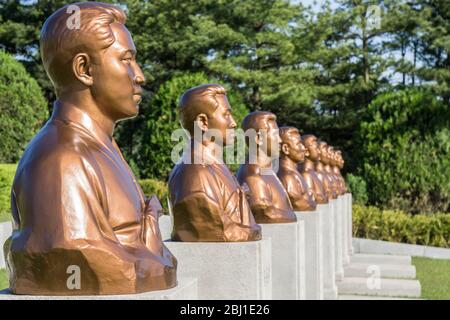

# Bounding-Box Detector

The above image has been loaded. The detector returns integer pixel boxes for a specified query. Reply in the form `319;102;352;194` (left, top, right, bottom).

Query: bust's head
318;141;330;165
336;150;345;169
302;134;320;161
328;146;337;166
40;2;145;121
179;84;237;146
279;127;306;163
242;111;281;159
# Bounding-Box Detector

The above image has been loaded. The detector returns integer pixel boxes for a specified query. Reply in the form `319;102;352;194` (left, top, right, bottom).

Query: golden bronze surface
298;134;329;204
316;141;338;199
3;2;177;295
277;127;316;211
168;84;262;242
237;112;297;223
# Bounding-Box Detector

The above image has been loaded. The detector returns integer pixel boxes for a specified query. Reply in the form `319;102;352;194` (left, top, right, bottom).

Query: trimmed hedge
353;204;450;248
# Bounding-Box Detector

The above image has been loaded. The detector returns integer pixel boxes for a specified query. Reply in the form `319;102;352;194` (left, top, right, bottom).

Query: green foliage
345;174;368;205
139;178;169;213
352;204;450;248
356;88;450;213
413;257;450;300
0;269;8;290
0;51;48;163
0;163;16;222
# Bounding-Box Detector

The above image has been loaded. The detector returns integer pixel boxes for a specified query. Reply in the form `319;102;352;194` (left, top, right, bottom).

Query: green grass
413;257;450;300
0;269;7;290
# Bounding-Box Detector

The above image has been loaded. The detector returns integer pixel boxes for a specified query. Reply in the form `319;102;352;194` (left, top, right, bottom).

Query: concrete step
350;253;411;266
344;263;416;279
337;277;421;298
338;295;421;300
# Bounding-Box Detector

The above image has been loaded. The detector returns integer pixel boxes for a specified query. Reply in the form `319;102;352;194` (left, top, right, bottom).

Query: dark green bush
345;174;368;205
0;51;48;163
356;88;450;214
353;204;450;248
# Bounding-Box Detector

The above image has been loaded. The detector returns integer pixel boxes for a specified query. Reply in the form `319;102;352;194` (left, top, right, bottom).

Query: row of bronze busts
169;84;347;244
3;2;346;296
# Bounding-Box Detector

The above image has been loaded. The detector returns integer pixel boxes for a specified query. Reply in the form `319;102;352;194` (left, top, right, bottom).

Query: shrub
352;204;450;248
0;51;48;163
345;174;368;205
356;88;450;214
139;178;170;214
0;163;16;222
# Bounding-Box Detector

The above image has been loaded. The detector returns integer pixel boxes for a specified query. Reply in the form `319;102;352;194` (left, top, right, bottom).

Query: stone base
333;198;344;281
165;238;272;300
295;210;323;300
158;214;173;241
345;193;354;255
0;221;12;269
0;278;198;300
260;221;305;300
320;203;338;299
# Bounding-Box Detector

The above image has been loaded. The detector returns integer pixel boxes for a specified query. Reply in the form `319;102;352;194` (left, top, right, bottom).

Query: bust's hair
241;111;276;132
179;84;227;135
40;2;126;91
279;126;299;144
302;134;317;146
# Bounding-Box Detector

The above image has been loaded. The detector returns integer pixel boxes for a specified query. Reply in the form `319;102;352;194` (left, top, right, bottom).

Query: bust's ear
281;143;289;155
72;53;93;86
194;113;208;132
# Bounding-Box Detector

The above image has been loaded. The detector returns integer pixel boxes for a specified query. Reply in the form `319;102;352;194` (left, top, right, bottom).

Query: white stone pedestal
345;193;354;256
295;210;323;300
260;221;305;300
334;198;344;281
0;278;198;300
341;196;350;266
158;214;173;241
165;238;272;300
321;203;338;299
0;221;12;269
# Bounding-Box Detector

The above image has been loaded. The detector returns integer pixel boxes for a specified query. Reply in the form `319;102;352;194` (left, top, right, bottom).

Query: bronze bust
237;112;297;223
277;127;316;211
168;84;261;242
3;2;177;295
316;141;338;199
298;134;329;204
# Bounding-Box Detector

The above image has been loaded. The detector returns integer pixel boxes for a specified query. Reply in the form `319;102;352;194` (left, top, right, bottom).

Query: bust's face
284;132;306;163
319;144;329;165
207;95;237;146
305;137;320;161
90;23;145;122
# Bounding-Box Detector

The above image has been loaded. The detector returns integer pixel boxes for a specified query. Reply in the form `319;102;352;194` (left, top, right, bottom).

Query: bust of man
277;127;316;211
324;145;343;195
298;134;329;204
168;84;261;242
3;2;177;295
236;111;297;223
332;149;347;194
316;141;338;199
